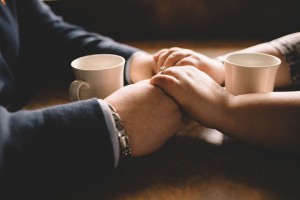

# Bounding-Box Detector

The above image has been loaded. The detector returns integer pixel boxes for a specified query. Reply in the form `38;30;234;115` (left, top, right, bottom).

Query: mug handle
69;80;90;102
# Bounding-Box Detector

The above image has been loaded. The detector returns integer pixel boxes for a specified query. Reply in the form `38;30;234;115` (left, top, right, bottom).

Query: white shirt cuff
97;99;120;168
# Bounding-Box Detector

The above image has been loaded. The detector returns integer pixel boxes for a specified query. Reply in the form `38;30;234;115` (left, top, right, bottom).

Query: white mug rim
225;52;281;68
71;54;125;71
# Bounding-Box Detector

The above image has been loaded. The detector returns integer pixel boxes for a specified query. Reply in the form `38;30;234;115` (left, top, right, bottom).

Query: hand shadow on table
56;121;300;200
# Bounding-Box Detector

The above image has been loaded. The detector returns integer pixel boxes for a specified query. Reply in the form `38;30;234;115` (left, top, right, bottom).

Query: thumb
150;74;181;99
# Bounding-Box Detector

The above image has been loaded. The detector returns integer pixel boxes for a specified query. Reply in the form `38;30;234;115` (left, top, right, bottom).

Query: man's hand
104;82;184;157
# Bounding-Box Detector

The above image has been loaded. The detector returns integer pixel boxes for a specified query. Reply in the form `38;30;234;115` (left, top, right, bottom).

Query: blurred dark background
45;0;300;41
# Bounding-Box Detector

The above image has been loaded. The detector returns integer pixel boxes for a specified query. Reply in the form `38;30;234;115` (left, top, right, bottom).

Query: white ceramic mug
69;54;125;101
224;52;281;95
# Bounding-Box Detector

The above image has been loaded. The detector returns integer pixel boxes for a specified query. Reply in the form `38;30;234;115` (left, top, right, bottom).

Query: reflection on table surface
24;40;300;200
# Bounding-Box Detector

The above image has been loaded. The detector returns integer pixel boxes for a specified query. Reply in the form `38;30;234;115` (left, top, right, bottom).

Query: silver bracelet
107;103;132;158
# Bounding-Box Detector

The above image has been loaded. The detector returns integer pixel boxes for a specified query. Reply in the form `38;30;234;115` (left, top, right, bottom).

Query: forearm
222;91;300;153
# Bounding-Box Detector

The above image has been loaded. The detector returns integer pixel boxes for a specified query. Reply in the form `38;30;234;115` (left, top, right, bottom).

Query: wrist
107;103;132;158
218;93;235;134
130;51;155;83
212;57;226;86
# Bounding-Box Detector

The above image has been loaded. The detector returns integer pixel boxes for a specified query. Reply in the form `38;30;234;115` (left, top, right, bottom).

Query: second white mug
224;52;281;95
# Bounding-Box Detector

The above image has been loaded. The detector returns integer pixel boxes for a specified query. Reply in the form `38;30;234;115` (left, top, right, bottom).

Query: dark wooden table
24;40;300;200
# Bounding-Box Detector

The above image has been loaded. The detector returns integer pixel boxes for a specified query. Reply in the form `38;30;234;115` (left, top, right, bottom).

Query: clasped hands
105;48;229;157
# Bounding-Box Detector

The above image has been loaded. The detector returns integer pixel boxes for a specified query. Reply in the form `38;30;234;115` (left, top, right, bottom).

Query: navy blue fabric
0;0;139;197
0;0;138;109
1;99;115;198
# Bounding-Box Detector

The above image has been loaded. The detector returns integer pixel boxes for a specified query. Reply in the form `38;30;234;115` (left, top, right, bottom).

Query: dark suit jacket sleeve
0;98;115;193
15;0;139;96
18;0;139;60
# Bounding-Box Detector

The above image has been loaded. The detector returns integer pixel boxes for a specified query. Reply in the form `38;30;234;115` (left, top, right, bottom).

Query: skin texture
128;33;300;153
129;51;157;83
150;66;300;153
130;33;298;87
152;47;225;85
151;43;291;87
151;67;230;130
105;81;184;157
148;34;300;153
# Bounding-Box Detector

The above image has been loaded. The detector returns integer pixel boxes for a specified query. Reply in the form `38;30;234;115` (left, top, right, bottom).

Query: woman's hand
153;47;225;85
151;66;231;129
